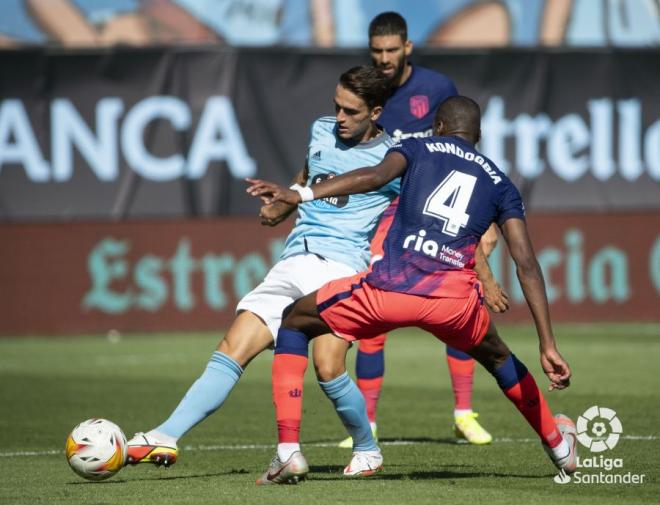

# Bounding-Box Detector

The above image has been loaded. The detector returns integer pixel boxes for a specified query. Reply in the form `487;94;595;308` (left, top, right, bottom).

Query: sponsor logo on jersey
391;128;433;142
312;173;348;208
409;95;429;119
401;229;467;267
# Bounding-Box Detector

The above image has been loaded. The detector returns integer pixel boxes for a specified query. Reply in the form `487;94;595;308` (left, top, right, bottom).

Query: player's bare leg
466;322;577;473
312;332;384;477
218;310;275;367
127;311;272;467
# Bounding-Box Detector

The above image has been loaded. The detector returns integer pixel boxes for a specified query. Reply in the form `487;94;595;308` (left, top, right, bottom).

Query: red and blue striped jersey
366;135;525;298
378;65;458;143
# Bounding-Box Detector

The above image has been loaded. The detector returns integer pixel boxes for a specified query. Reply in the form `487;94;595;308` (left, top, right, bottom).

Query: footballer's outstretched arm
259;165;309;226
246;152;407;205
500;217;571;390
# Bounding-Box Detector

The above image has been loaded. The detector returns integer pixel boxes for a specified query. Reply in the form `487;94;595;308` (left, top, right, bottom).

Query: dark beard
385;61;406;88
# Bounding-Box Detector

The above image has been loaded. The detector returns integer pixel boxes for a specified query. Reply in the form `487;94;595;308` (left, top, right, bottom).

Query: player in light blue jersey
124;66;397;481
280;115;399;273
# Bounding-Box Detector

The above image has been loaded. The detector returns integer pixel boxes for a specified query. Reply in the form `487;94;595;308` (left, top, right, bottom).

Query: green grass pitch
0;324;658;504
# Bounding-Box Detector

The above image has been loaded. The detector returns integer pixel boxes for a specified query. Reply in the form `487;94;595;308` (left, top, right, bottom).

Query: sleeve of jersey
496;180;526;226
385;138;416;167
309;117;326;144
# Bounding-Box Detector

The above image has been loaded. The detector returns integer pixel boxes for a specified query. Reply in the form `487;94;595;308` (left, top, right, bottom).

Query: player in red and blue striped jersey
342;11;497;449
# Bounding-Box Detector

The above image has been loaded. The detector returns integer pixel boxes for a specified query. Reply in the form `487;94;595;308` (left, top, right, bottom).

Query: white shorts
236;253;357;341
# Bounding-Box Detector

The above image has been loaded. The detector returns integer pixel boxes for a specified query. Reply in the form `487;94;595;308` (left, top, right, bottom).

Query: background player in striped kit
341;11;502;448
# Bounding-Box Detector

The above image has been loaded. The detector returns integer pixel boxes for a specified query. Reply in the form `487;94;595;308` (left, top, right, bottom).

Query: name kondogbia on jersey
421;140;503;185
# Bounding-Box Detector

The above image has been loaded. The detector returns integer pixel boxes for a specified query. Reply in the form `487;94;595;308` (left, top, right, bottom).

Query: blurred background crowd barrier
1;0;658;334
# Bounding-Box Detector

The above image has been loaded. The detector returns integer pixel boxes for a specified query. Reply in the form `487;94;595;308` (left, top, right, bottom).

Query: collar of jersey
335;128;391;150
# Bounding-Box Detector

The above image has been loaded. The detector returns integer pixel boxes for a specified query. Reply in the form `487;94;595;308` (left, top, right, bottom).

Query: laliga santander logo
576;406;622;452
553;406;628;485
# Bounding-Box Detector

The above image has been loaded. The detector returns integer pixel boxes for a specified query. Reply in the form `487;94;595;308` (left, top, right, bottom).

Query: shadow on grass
67;468;250;485
309;465;551;481
304;436;458;446
379;436;459;445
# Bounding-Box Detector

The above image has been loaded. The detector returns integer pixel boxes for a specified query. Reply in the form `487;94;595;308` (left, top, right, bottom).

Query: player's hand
540;346;571;391
246;178;301;205
482;280;509;313
260;202;296;226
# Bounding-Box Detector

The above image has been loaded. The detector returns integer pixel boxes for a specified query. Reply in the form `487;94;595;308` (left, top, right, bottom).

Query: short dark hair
434;96;482;143
368;12;407;41
338;66;393;109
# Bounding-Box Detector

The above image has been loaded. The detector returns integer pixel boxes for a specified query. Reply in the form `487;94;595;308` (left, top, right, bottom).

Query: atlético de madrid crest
409;95;429;119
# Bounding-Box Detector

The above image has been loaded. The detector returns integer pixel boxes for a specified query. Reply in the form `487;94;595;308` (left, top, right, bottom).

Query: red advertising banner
489;213;660;323
1;213;658;335
0;218;292;335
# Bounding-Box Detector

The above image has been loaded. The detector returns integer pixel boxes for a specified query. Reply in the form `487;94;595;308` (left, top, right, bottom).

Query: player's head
335;65;392;142
368;12;412;85
433;96;482;145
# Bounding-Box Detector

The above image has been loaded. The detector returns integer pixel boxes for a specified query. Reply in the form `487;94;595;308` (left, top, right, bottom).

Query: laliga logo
553;406;645;486
576;405;622;452
553;405;623;484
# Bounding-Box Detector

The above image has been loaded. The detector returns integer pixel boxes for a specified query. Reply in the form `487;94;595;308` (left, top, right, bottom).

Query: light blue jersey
281;116;400;272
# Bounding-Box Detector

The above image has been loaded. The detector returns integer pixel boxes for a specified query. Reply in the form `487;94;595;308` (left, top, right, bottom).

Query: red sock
446;354;475;411
357;377;383;423
272;353;308;443
503;372;562;448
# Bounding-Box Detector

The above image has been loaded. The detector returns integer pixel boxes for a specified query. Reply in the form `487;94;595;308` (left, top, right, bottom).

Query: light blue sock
155;351;243;439
319;372;378;452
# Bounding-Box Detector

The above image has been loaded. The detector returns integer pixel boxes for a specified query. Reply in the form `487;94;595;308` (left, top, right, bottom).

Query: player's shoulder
477;150;507;178
475;150;518;192
310;116;337;141
411;65;456;89
398;136;425;149
389;136;426;159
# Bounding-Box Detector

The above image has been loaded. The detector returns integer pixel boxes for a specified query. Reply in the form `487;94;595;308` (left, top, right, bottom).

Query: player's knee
469;332;511;373
487;349;511;371
313;357;345;382
217;319;273;366
281;301;298;327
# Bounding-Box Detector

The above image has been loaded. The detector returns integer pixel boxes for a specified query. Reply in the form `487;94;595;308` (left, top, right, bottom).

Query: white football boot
126;432;178;467
256;451;309;485
343;450;383;477
544;414;578;474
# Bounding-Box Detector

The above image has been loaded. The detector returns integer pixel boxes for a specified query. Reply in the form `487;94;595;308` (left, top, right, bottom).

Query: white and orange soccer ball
65;418;127;481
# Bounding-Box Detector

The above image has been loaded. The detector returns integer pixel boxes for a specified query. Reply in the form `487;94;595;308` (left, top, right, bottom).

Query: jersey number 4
423;170;477;237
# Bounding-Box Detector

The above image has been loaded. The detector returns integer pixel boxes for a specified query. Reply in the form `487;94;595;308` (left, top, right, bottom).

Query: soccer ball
65;418;127;481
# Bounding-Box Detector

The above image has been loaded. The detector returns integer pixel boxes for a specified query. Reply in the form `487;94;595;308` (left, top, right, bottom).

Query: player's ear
433;120;444;136
475;128;481;144
404;39;413;57
370;105;383;121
